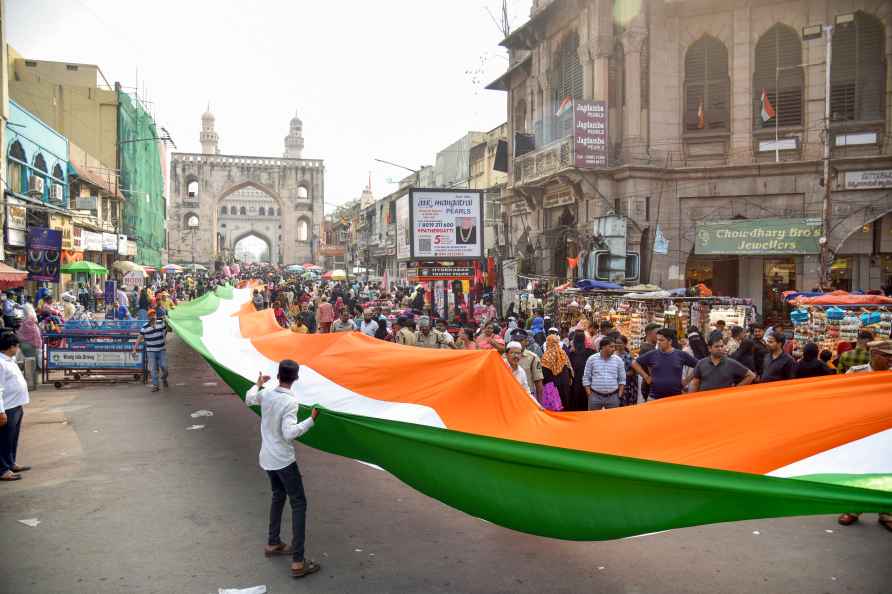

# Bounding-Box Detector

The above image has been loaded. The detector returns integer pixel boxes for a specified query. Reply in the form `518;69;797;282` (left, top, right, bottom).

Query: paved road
2;335;890;594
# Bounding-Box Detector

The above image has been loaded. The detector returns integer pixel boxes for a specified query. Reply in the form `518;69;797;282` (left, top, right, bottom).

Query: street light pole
819;24;834;289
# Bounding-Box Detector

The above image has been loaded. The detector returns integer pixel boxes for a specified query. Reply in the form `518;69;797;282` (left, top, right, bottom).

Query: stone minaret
283;111;304;158
200;106;219;154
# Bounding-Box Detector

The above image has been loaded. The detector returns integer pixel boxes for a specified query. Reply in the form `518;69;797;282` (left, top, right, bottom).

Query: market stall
554;287;754;355
789;291;892;354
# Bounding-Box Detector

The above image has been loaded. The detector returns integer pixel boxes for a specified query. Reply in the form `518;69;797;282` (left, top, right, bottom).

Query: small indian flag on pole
555;96;573;117
760;88;776;122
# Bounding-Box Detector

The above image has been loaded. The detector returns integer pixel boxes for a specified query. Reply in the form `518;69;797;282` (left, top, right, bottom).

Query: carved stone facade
489;0;892;315
169;110;323;267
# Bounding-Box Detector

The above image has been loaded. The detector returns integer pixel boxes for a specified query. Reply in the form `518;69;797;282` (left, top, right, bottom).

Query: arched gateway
168;109;323;268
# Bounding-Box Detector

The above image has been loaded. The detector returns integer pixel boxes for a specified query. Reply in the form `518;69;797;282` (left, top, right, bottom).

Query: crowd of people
238;269;892;414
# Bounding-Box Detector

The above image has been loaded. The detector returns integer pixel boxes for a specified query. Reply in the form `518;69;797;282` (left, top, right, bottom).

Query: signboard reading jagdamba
695;218;822;255
409;188;484;259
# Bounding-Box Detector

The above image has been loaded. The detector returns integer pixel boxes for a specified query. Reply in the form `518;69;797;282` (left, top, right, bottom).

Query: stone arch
296;184;310;200
232;228;275;263
183;211;200;229
830;194;892;255
296;216;310;242
217;180;285;210
184;173;200;198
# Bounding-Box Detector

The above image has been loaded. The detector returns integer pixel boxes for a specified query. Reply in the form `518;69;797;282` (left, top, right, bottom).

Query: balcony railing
513;135;573;186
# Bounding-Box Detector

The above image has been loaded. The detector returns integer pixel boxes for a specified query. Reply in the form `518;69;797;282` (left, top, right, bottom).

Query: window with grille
684;36;730;132
551;32;584;141
830;11;886;122
753;24;803;128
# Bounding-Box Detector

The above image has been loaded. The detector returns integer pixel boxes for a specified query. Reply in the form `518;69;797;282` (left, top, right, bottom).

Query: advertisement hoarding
409;188;484;260
574;100;608;169
396;194;411;260
84;230;103;252
27;227;62;282
102;232;118;252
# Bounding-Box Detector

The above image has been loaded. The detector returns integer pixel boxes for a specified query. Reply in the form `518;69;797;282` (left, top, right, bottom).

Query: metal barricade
42;319;148;389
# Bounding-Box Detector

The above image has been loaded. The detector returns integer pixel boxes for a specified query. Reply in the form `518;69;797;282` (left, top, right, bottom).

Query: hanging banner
61;250;84;265
27;227;62;282
84;230;103;252
574;100;608;169
5;197;27;248
72;226;85;252
118;234;128;256
409;188;484;260
102;232;117;252
49;214;74;251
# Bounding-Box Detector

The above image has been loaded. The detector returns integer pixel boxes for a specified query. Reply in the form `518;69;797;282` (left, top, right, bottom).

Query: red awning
0;262;28;288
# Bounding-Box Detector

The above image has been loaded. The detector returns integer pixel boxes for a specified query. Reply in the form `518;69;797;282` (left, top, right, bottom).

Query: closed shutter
831;11;886;122
753;24;803;128
684;36;730;131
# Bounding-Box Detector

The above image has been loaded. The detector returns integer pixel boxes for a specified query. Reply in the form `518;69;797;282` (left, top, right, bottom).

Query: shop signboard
410;265;474;281
46;349;144;370
574;100;608;169
27;227;62;282
72;226;85;251
84;230;103;252
127;240;137;257
49;214;74;251
543;189;575;210
845;169;892;190
396;194;411;260
409;188;484;260
104;280;117;305
694;218;822;255
117;234;128;256
5;197;27;247
102;232;117;252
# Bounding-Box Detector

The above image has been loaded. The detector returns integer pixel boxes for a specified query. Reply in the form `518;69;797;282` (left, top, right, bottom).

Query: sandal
838;513;860;526
291;559;321;578
879;514;892;533
264;543;293;557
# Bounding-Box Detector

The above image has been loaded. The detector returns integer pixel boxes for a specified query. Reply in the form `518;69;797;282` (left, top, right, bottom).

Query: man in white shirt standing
0;332;31;481
245;359;322;578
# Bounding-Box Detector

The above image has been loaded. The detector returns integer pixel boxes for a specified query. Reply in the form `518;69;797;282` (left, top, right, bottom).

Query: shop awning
485;55;532;91
792;291;892;305
0;262;28;284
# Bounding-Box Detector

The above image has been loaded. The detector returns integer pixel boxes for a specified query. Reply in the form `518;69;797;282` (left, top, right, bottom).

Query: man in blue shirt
631;328;699;399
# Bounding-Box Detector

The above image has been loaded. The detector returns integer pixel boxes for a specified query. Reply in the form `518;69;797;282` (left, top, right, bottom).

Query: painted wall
8;48;117;170
6;99;68;204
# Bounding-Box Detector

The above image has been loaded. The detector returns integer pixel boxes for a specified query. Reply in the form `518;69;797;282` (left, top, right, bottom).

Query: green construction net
117;91;166;267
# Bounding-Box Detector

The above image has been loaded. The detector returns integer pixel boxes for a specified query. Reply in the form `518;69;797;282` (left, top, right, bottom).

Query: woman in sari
541;334;573;410
17;304;42;369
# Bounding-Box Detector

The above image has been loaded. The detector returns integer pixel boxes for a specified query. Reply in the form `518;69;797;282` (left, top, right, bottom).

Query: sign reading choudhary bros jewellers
695;218;822;255
408;188;484;260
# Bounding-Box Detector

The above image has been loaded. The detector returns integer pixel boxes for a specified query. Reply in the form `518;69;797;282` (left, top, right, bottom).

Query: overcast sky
8;0;532;211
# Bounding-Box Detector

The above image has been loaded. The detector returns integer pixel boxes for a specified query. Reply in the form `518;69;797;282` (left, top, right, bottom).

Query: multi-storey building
488;0;891;320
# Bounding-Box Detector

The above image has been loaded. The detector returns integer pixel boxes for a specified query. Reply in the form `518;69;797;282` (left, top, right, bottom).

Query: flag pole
775;41;780;163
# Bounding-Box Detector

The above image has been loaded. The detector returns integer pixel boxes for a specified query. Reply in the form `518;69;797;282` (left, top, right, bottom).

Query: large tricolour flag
170;285;892;541
555;96;573;118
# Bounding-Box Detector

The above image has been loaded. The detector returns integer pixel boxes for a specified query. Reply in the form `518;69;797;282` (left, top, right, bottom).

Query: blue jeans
147;350;168;386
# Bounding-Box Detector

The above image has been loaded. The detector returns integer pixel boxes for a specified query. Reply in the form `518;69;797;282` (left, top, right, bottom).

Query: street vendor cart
42;319;147;388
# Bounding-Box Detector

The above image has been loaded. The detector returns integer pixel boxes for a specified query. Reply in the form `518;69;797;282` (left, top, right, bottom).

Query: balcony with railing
512;134;574;187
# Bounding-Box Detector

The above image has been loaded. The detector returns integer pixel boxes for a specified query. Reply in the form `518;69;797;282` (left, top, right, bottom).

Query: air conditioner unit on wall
28;175;45;197
49;184;64;203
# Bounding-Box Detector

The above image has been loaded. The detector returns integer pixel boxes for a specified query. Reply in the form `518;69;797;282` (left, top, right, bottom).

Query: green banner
695;218;822;255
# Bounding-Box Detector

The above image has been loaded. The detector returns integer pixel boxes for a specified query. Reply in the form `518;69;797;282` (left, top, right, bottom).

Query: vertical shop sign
574;100;608;169
27;227;62;282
